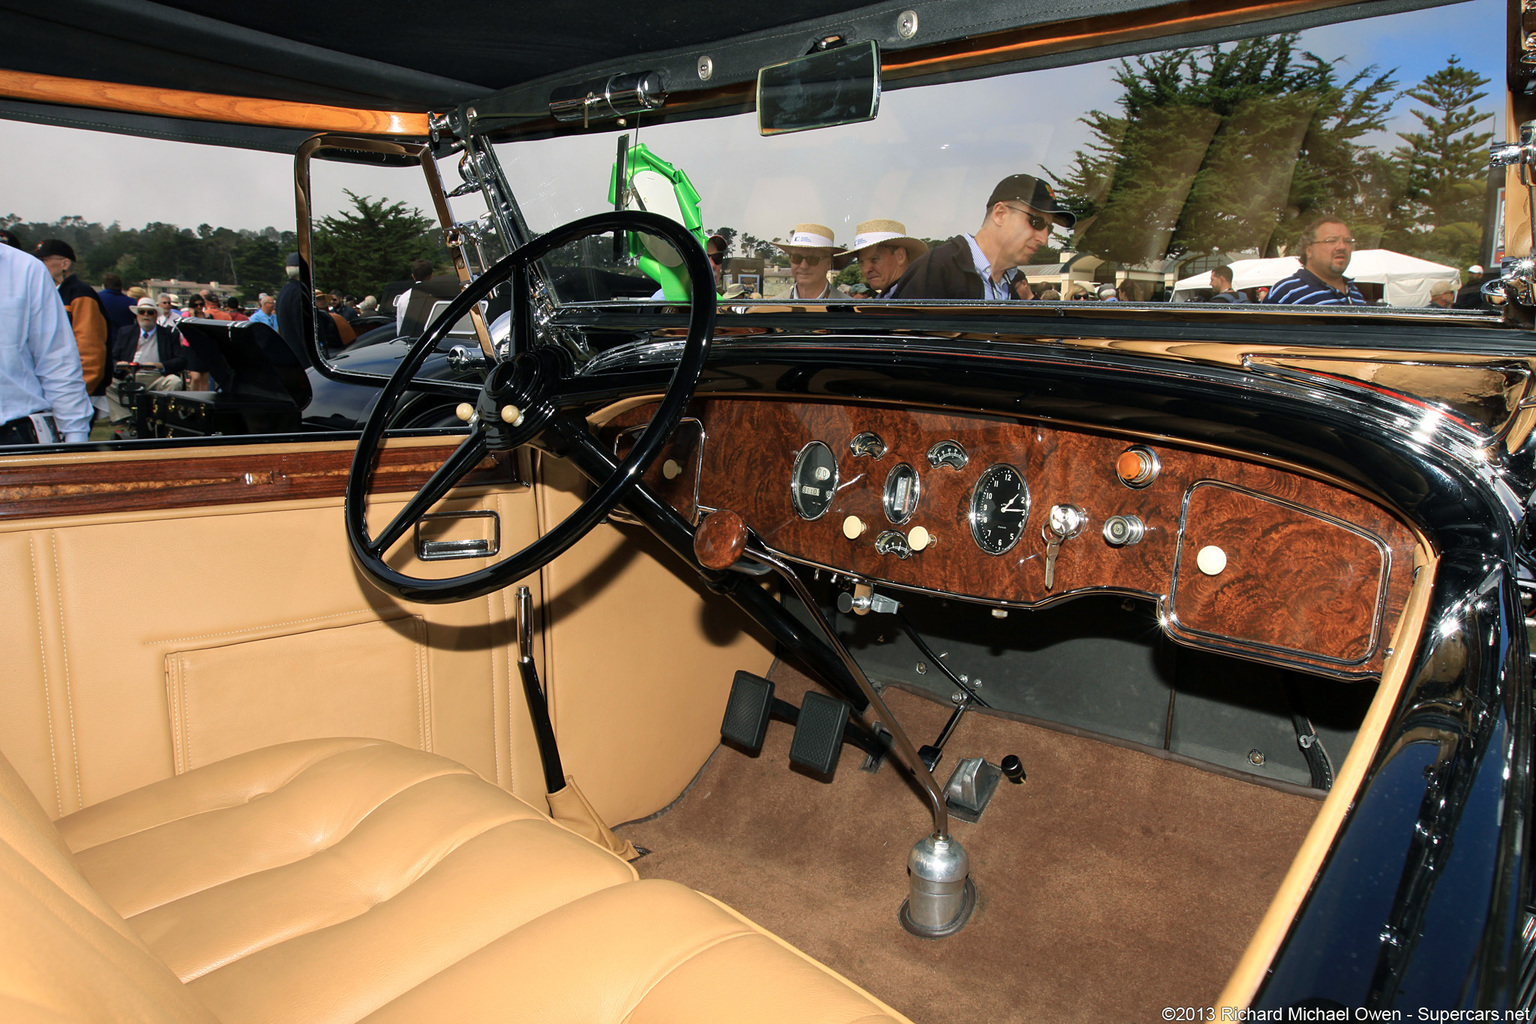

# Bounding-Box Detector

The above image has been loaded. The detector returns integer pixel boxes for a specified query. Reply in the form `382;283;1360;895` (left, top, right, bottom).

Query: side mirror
295;135;494;387
757;41;881;136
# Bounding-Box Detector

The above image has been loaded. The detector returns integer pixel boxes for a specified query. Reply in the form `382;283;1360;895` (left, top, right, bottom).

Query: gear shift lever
693;510;976;937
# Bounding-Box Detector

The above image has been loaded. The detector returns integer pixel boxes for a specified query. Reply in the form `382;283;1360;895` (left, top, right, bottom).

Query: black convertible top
1;0;1456;150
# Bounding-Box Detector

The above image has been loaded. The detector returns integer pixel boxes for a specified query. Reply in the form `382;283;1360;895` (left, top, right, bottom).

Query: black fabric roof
2;0;1461;150
6;0;896;110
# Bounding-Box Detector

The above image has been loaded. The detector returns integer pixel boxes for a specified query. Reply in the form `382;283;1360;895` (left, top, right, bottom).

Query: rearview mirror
757;41;880;136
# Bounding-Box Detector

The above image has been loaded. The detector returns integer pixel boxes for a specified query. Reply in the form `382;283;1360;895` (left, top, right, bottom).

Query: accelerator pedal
721;670;775;753
789;690;851;778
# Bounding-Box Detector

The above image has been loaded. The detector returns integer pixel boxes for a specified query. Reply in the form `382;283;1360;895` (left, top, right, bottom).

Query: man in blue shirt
250;294;279;331
1264;217;1365;305
892;174;1075;301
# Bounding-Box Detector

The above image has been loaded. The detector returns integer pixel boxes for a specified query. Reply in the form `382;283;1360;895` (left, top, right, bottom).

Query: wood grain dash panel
604;397;1420;677
1170;483;1388;666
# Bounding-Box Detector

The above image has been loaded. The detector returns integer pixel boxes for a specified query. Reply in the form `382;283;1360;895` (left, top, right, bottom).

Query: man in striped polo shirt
1264;216;1365;305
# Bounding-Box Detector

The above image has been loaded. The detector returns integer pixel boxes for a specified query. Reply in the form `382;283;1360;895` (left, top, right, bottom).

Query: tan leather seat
2;737;911;1024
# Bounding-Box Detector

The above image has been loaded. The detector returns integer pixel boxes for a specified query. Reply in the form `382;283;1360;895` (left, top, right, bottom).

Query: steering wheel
345;211;715;603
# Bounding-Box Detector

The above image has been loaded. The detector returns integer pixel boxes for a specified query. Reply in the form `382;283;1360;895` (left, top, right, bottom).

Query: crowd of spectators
0;192;1497;448
0;228;404;442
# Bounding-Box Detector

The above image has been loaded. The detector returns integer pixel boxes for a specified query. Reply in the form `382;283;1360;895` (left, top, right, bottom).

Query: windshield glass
494;0;1501;310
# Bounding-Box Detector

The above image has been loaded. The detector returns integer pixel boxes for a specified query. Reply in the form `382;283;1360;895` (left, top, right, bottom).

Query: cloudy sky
0;0;1502;248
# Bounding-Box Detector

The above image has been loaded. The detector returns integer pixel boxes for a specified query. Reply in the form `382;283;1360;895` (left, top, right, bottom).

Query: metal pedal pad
789;691;851;777
721;671;774;752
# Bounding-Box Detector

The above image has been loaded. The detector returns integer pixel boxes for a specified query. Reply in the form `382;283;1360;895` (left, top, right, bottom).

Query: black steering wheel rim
345;210;715;603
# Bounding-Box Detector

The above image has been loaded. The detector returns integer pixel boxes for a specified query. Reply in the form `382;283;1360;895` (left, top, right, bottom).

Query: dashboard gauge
969;464;1030;555
850;431;887;459
883;463;921;524
927;439;969;471
791;441;838;519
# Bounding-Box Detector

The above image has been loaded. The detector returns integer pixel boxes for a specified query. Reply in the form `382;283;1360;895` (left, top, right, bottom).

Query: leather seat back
0;750;215;1023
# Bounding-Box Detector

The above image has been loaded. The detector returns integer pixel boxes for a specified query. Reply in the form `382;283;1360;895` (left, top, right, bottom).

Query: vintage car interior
1;0;1533;1020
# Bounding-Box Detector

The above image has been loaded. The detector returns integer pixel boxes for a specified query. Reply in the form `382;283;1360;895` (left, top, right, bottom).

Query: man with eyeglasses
1264;216;1365;305
105;301;188;433
891;174;1074;301
156;293;182;328
769;224;852;301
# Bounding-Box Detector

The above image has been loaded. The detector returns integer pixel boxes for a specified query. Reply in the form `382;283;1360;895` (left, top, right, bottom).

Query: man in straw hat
892;173;1074;301
771;224;853;301
848;220;927;299
105;299;189;433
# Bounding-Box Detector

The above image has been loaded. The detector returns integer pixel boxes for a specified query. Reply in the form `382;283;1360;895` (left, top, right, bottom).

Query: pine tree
1389;56;1493;268
310;190;444;299
1053;35;1396;265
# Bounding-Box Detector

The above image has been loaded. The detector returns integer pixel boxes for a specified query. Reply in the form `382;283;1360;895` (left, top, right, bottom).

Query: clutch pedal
720;670;775;753
789;691;851;777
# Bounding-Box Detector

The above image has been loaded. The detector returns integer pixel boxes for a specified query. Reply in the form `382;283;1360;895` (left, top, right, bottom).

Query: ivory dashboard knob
908;525;932;551
500;404;524;426
1196;545;1227;576
662;459;682;480
455;402;475;422
843;515;866;539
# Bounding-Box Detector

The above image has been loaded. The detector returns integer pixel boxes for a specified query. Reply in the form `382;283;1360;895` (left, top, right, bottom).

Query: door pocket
165;615;432;773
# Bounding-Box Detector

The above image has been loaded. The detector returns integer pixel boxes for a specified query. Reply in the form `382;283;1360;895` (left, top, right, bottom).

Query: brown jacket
57;273;109;393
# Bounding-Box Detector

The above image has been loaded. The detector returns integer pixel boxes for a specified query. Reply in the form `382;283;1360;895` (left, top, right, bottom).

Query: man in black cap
34;239;108;397
274;251;316;366
274;250;344;367
891;174;1075;300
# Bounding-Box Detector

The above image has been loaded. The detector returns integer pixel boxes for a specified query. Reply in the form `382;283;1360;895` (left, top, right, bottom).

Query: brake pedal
789;691;851;777
721;671;775;753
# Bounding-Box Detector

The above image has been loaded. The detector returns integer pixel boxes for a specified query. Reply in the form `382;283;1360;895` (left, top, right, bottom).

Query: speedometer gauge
969;464;1030;555
791;441;838;519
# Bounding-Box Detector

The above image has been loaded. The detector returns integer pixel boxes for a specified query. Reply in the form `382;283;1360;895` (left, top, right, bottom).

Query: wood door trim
0;442;518;521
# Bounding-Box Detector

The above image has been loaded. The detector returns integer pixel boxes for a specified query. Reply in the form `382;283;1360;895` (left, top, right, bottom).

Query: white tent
1173;250;1461;306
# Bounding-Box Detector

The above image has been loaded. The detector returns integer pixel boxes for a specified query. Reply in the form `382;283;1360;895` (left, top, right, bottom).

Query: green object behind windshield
608;142;706;300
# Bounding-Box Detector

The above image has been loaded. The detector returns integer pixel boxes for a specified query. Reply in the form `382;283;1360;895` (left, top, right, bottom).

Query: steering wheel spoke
345;211;715;603
367;431;492;557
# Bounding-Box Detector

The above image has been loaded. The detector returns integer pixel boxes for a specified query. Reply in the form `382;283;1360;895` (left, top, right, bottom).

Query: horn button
475;349;560;449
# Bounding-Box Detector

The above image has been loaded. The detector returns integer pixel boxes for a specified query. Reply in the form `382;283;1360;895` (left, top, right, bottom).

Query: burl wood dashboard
610;398;1420;679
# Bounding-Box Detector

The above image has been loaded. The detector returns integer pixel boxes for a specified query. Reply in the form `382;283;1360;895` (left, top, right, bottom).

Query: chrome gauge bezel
882;462;921;524
968;463;1030;555
790;440;839;520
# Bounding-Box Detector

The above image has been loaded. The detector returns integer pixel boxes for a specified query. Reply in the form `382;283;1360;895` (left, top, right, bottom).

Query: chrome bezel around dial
968;463;1030;555
883;462;921;524
790;440;839;520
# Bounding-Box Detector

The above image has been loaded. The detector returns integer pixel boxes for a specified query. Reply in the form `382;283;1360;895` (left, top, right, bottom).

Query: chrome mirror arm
1488;122;1536;323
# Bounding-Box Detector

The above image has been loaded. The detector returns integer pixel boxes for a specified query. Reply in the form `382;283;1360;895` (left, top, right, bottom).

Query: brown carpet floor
616;665;1319;1024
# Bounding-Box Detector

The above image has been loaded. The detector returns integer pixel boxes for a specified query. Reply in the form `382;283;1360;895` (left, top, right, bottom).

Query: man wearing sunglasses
1264;216;1365;305
891;174;1074;301
648;233;731;300
769;224;852;301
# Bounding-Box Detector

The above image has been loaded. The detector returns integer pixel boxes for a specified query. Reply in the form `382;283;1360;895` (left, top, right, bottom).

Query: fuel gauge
883;463;921;524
